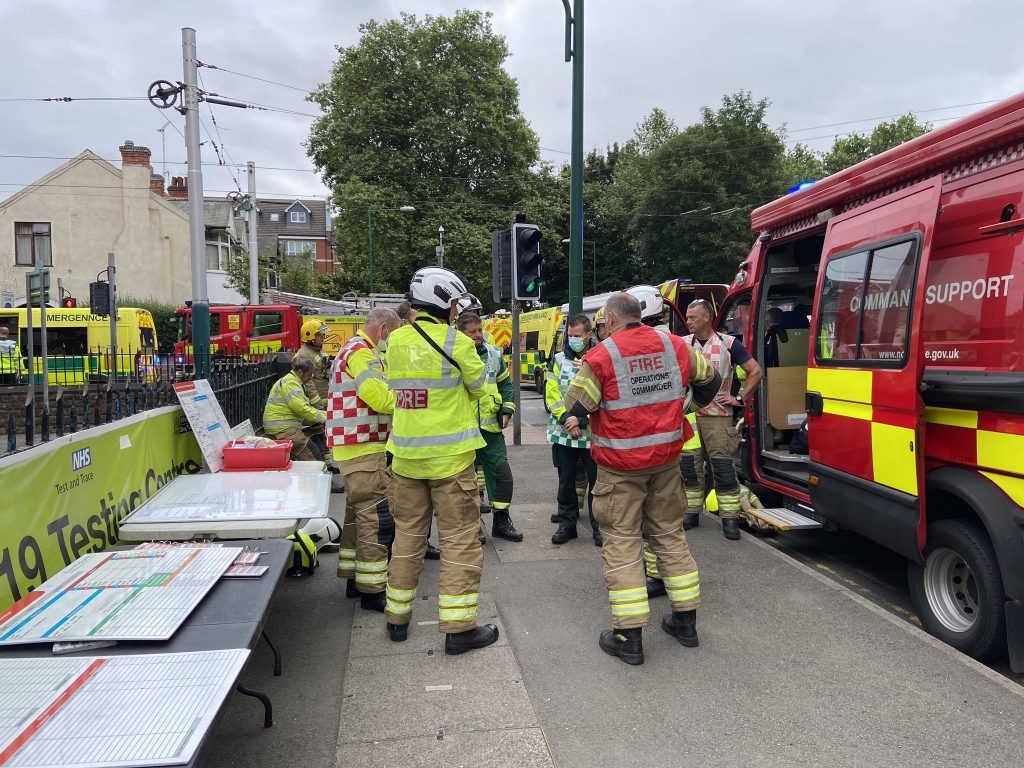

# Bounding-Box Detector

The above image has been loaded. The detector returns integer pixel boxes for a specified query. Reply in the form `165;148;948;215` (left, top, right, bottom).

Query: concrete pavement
203;424;1024;768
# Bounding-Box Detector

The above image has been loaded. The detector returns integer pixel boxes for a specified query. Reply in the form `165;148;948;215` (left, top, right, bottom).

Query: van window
817;238;917;365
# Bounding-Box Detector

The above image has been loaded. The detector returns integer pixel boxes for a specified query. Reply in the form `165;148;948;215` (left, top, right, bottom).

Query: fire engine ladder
746;505;822;531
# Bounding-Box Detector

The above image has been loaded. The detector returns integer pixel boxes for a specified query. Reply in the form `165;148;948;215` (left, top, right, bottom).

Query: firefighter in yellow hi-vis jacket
294;320;331;408
327;307;400;612
263;357;326;461
384;268;500;655
564;292;721;665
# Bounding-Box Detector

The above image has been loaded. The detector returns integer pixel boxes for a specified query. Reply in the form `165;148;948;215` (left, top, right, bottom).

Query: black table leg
236;685;273;728
262;629;282;676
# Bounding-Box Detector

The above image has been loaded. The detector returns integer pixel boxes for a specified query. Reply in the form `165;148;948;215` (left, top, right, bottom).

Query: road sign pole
39;269;49;422
24;273;35;425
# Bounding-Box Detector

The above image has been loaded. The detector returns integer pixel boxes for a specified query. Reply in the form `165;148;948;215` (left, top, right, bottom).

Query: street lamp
437;225;445;268
367;205;415;294
562;238;597;294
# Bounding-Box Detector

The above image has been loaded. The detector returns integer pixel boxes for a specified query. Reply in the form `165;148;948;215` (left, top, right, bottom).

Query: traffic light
89;281;110;315
62;297;77;308
511;222;543;300
491;229;512;303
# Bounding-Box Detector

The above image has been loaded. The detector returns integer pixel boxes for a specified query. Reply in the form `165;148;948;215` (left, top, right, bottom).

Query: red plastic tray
221;460;293;473
221;440;292;471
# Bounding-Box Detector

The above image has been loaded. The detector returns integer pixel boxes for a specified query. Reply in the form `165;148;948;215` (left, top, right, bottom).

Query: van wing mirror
805;391;823;416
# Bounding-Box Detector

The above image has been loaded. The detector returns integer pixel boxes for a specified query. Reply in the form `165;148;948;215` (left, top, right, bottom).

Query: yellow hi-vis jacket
263;371;326;435
385;315;487;479
682;411;701;451
0;339;26;376
476;342;514;433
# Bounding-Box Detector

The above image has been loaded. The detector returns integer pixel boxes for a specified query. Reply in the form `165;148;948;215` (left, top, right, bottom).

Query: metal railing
1;347;281;458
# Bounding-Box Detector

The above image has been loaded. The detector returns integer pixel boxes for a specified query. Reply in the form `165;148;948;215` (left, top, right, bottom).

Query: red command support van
722;94;1024;671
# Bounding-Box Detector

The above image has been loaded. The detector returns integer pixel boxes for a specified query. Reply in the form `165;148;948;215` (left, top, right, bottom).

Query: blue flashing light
176;356;184;364
788;180;817;194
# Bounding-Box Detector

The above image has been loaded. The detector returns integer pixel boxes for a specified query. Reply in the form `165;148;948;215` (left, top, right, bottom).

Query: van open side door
805;175;942;561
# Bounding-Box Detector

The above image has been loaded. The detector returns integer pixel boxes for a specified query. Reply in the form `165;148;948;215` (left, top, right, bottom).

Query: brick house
256;198;335;278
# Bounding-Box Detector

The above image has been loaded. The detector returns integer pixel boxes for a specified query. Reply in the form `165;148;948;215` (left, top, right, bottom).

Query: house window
15;222;52;267
205;232;232;271
284;240;316;259
270;213;280;222
289;210;308;224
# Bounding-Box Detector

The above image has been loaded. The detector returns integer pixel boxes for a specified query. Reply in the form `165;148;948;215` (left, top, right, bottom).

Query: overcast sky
3;0;1022;206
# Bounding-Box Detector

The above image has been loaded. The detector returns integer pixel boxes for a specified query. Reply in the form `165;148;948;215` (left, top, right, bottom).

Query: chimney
167;176;188;200
149;173;166;197
119;139;152;167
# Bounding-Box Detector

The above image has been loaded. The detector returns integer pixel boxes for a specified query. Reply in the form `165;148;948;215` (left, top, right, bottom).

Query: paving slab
339;645;537;744
338;727;554;768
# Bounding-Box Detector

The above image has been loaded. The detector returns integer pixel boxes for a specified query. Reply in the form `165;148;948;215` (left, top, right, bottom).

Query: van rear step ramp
749;507;822;531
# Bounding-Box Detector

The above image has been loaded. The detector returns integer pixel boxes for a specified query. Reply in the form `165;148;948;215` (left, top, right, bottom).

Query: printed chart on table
0;649;249;768
0;547;240;645
172;379;232;473
123;470;331;524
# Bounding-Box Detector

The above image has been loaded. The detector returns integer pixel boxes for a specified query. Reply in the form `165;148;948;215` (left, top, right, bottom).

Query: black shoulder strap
410;322;461;371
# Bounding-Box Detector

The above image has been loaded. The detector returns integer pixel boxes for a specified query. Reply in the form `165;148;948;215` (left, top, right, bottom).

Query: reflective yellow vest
385;316;487;475
263;371;325;434
0;340;26;375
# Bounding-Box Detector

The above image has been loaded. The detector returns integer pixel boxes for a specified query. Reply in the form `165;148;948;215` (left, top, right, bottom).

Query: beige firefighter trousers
336;452;391;593
681;414;742;518
272;425;319;462
385;465;483;633
593;461;701;629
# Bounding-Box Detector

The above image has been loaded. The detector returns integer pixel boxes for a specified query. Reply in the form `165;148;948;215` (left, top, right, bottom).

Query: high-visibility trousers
680;414;742;518
592;461;701;629
385;465;483;633
336;452;394;593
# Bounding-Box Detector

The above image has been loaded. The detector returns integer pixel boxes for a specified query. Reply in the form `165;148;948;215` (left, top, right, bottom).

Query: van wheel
534;369;544;393
907;519;1006;661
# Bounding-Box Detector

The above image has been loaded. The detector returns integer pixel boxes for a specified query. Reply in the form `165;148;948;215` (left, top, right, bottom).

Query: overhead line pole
563;0;584;318
247;161;259;305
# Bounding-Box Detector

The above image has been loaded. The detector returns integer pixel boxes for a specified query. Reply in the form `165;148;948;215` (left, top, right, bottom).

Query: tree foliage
305;10;937;309
308;10;539;305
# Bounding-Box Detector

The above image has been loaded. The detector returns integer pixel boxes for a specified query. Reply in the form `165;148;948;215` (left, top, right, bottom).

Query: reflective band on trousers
591;428;683;450
663;571;700;603
386;584;417;615
644;548;660;578
355;559;388;585
390;427;481;448
601;332;684;411
608;586;650;617
439;593;479;622
338;548;356;570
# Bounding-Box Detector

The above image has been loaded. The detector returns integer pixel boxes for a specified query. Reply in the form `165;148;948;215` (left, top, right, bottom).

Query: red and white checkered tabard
325;335;391;447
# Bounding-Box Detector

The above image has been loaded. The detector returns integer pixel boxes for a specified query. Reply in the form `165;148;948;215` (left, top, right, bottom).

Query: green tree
782;143;825;187
308;11;541;304
223;249;281;300
822;114;930;175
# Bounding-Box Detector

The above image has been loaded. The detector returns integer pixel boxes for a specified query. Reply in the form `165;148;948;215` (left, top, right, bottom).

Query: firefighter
681;299;763;539
327;307;400;611
383;267;499;655
456;310;524;543
547;314;600;546
563;292;721;665
594;306;608;342
294;320;331;408
262;357;326;461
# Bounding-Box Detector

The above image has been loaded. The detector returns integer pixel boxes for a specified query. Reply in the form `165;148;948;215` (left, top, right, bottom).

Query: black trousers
552;443;598;531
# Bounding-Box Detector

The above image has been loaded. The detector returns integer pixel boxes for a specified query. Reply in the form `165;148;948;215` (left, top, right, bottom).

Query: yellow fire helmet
301;320;328;342
594;306;606;326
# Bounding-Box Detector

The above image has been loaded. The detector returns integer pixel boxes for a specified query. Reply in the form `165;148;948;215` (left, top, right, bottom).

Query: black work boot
722;517;741;540
683;512;701;530
387;622;408;642
550;513;560;524
592;529;603;547
424;543;441;560
599;627;644;665
492;511;524;542
662;609;699;647
360;592;386;613
646;576;666;598
345;579;360;599
551;527;578;545
445;624;500;655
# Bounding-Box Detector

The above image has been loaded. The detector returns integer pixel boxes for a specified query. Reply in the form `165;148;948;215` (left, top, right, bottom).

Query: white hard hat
298;517;341;551
456;293;483;316
627;285;664;321
409;267;476;314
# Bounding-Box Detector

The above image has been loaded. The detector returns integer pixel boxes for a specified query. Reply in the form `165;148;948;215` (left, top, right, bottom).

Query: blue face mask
567;336;586;353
